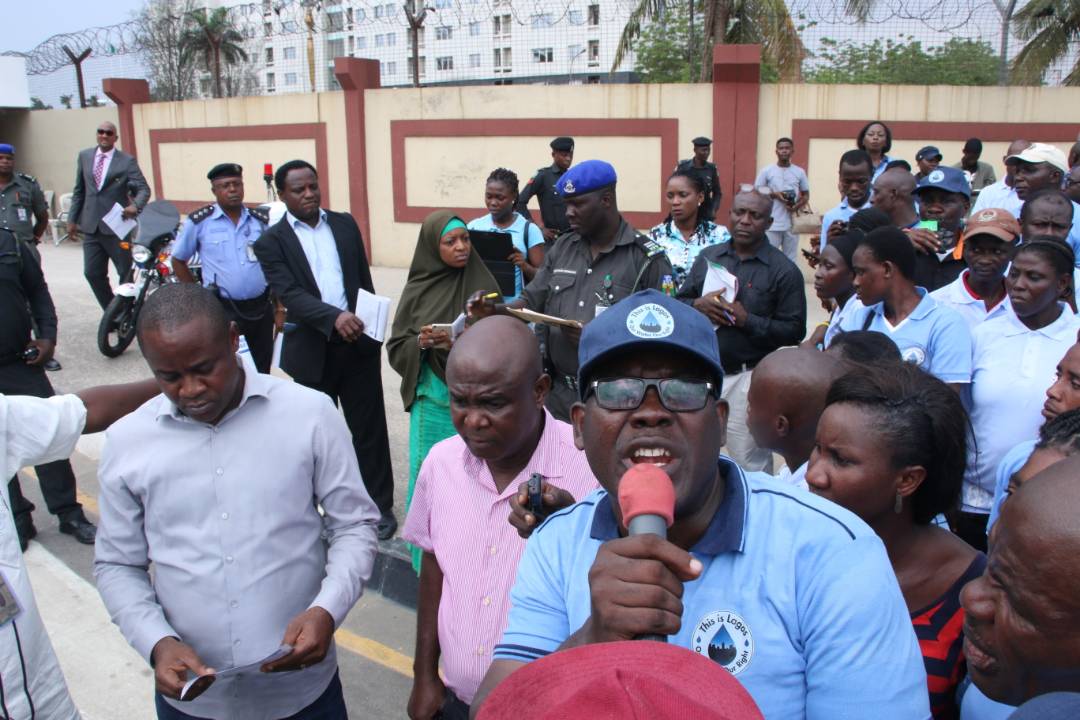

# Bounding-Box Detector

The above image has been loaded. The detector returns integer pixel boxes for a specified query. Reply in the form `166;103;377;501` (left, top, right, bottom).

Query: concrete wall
0;106;119;211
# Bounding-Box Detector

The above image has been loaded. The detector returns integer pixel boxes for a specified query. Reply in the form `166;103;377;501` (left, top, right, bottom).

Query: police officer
677;136;722;219
0;143;61;371
172;163;274;372
468;159;672;421
515;136;574;243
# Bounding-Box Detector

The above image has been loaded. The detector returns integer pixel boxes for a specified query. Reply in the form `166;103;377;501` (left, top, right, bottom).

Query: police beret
0;144;13;155
550;136;575;152
208;163;243;181
692;136;712;146
556;159;617;198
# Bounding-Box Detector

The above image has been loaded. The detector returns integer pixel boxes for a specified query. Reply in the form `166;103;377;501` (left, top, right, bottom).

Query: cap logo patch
563;180;575;194
928;170;945;184
978;210;998;221
626;303;675;339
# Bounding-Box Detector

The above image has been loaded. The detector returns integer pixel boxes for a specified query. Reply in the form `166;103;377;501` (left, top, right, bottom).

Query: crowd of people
3;118;1080;720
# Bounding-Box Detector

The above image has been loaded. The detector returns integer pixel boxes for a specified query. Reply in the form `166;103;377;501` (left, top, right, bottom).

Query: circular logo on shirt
901;344;928;367
928;169;946;184
626;303;675;339
692;610;754;675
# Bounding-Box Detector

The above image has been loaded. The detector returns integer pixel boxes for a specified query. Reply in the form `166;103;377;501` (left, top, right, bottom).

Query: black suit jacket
254;210;378;384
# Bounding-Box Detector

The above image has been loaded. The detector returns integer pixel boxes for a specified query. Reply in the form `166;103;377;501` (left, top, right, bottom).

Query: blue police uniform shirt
467;212;544;300
173;204;269;300
494;458;931;720
839;287;973;383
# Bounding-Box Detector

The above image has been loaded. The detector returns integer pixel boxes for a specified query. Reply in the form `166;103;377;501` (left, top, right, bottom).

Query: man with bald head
402;315;597;720
68;120;150;312
745;347;845;489
971;139;1032;217
871;167;919;229
961;454;1080;707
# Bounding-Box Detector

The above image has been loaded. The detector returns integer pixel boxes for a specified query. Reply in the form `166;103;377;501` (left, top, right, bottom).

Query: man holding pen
467;160;671;421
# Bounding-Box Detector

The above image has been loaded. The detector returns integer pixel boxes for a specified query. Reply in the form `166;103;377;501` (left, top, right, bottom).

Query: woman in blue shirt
467;168;546;301
806;230;862;349
648;167;730;287
857;120;894;182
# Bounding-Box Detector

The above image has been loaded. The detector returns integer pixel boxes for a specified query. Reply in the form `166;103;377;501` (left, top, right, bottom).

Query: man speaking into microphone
471;290;929;719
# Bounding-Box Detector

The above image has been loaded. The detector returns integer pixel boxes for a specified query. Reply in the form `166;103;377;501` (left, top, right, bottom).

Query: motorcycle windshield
135;200;180;247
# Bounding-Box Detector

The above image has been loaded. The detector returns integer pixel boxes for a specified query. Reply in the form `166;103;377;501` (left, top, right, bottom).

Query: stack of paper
356;289;392;342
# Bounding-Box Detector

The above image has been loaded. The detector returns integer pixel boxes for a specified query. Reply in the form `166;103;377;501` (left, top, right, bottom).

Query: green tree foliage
179;7;248;99
633;4;703;83
805;36;999;85
30;97;52;110
1011;0;1080;85
59;95;73;109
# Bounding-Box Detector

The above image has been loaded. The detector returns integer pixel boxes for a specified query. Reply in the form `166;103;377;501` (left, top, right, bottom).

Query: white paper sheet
355;288;392;343
179;644;292;702
701;261;739;327
102;202;137;239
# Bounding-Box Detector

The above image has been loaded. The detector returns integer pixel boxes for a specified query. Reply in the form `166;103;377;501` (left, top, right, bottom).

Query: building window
283;45;297;60
494;47;512;71
567;43;583;60
328;38;345;58
435;26;452;40
327;68;340;89
587;39;599;65
493;14;512;37
266;72;276;91
568;9;583;24
285;72;297;85
356;36;366;49
407;56;427;78
469;21;481;36
264;21;272;36
587;4;600;25
532;48;553;63
347;36;355;54
435;0;452;7
469;53;481;67
385;61;397;75
375;4;384;17
282;20;299;33
531;13;553;27
327;11;344;30
387;32;397;46
265;47;274;65
355;8;366;21
436;56;453;70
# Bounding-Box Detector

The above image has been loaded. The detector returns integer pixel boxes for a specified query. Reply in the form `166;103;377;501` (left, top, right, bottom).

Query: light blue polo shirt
986;440;1036;532
819;196;872;248
494;458;930;720
467;212;544;300
173;204;269;300
840;288;973;383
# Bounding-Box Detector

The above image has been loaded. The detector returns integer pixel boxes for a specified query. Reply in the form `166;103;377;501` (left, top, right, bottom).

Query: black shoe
376;512;398;541
44;358;62;371
59;517;97;545
14;515;37;552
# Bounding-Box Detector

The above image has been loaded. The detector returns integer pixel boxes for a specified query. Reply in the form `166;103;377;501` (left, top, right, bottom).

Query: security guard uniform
519;160;672;421
172;164;274;371
0;171;48;262
515;137;574;236
677;136;722;218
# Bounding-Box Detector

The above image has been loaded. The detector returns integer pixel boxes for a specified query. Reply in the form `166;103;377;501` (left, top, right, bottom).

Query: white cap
1007;142;1069;173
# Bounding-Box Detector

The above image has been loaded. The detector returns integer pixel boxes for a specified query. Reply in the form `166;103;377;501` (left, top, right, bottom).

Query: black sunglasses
97;129;116;136
586;377;716;412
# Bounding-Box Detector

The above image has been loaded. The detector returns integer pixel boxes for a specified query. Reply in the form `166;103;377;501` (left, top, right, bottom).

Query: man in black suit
67;121;151;311
254;160;397;538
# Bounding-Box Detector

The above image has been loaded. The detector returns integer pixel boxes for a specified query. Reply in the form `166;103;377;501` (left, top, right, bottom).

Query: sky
5;0;146;53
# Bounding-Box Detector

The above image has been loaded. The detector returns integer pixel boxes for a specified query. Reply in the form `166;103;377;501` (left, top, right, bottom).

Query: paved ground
19;239;417;718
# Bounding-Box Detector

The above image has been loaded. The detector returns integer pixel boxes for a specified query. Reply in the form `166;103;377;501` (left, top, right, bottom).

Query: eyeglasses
97;129;115;136
587;378;715;412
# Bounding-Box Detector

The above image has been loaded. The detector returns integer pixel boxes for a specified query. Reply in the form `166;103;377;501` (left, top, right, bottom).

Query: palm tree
179;8;248;99
614;0;805;82
1010;0;1080;85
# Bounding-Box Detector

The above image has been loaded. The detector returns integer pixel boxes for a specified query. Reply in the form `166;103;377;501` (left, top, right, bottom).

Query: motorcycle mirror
134;200;181;244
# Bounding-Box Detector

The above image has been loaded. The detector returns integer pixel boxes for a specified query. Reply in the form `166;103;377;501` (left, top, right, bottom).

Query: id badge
0;572;22;626
16;207;27;222
246;243;257;262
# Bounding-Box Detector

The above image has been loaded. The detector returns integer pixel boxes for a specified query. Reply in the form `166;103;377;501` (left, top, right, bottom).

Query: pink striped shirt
401;410;598;705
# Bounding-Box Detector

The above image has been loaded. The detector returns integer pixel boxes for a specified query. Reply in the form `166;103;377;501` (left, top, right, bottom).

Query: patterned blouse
647;219;731;287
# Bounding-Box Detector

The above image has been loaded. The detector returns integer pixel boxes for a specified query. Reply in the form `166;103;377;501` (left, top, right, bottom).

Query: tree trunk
698;0;730;81
212;43;222;98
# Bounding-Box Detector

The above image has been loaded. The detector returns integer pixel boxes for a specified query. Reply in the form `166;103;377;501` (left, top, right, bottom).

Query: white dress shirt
0;394;84;720
95;370;379;720
970;179;1021;217
929;271;1012;331
964;305;1080;512
287;210;349;311
94;147;115;190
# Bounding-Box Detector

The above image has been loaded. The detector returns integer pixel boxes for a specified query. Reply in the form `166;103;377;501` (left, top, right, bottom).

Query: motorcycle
96;200;181;357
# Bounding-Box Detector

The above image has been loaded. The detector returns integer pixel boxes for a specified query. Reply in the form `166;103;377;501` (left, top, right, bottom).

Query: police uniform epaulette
189;204;215;224
248;205;270;225
637;235;666;257
15;172;37;184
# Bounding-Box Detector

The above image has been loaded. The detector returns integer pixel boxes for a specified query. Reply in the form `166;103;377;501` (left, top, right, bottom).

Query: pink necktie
93;152;105;188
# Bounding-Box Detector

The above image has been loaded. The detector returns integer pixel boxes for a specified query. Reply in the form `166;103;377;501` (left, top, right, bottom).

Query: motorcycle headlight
131;245;152;263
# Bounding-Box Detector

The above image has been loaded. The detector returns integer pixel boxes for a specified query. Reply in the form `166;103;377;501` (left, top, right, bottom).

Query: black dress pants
221;294;275;374
0;362;84;523
83;231;132;310
301;341;395;514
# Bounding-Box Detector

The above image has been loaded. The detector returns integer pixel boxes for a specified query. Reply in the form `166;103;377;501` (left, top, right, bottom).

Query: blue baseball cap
576;289;724;398
914;166;971;199
556;159;617;198
0;144;13;155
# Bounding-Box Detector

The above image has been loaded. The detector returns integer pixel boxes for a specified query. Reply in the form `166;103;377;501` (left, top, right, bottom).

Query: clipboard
469;230;517;298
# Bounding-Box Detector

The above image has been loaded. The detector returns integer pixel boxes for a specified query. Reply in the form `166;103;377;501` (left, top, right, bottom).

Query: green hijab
388;210;501;410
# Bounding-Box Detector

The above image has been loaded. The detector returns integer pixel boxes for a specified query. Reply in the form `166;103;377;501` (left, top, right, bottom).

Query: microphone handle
627;514;669;642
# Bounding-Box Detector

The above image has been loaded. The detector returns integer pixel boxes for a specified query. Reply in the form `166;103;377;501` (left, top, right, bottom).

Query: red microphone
618;464;676;643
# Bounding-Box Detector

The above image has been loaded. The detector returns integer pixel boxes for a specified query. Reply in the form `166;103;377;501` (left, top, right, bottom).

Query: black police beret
550;137;575;152
692;136;712;146
208;163;243;181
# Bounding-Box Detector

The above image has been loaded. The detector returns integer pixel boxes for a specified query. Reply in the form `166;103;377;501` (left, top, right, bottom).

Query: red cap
617;464;675;528
477;641;764;720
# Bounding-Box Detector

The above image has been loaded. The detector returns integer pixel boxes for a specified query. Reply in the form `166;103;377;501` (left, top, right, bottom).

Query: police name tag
0;572;22;626
246;243;257;262
16;208;27;222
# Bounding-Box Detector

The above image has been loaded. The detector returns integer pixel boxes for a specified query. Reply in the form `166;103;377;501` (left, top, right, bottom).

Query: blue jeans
155;670;347;720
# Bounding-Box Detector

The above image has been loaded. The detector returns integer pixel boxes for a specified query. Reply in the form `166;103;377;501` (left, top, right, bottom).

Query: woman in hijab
388;210;501;572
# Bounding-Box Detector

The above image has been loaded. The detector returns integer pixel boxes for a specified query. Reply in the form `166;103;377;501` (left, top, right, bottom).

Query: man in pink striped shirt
402;317;598;720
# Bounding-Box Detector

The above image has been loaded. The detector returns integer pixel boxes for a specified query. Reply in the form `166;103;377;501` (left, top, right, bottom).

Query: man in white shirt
755;137;809;263
1010;143;1080;261
971;139;1031;218
0;378;158;720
